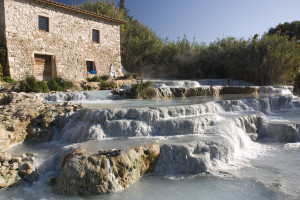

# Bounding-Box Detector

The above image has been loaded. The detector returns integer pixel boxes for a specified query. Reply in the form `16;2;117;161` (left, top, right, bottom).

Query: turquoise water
1;93;300;200
1;142;299;200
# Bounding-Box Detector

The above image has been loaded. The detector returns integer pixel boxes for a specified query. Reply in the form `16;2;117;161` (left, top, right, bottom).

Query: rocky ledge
0;92;82;151
0;152;37;188
54;143;160;195
117;86;260;99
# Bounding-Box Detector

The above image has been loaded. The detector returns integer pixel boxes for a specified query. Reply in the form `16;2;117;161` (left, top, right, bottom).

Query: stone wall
3;0;122;81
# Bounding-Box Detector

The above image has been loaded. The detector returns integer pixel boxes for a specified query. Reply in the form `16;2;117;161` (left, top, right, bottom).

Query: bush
19;76;74;93
115;74;131;80
132;73;140;79
100;75;110;81
47;77;73;91
128;80;156;99
19;76;49;93
2;76;15;83
99;80;117;90
87;75;110;82
294;73;300;91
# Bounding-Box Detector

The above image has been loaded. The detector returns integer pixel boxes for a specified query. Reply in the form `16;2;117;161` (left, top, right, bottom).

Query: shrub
294;73;300;91
47;77;73;91
19;76;49;93
100;75;110;81
132;73;140;79
115;74;131;80
87;75;110;82
128;80;156;99
87;76;100;82
19;76;74;93
2;76;15;83
99;80;117;90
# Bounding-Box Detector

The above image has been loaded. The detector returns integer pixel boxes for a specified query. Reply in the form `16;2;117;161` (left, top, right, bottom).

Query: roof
30;0;126;24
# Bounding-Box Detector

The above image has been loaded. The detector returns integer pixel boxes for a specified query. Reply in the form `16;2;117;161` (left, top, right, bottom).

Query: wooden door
34;54;52;80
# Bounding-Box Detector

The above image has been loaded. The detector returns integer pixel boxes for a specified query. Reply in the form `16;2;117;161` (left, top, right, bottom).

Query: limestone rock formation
119;86;260;99
0;152;37;188
258;123;300;142
220;86;259;94
54;143;160;195
0;92;82;151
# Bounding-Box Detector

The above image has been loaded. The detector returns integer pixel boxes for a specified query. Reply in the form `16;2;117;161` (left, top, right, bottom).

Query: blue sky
55;0;300;44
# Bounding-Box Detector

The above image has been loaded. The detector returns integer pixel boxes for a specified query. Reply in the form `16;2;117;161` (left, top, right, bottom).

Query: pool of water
83;94;262;109
1;93;299;199
1;143;299;200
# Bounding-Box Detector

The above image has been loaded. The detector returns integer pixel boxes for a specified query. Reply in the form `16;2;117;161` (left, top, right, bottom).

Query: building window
92;29;100;43
38;16;49;32
86;61;96;73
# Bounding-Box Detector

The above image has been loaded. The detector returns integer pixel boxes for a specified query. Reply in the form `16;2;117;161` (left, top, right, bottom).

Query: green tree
78;0;127;21
78;1;300;85
268;21;300;42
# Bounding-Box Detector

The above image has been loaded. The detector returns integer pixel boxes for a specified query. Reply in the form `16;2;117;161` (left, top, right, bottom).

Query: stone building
0;0;124;81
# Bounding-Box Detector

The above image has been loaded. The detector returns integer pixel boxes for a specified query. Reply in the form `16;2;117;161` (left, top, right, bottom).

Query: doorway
34;54;53;80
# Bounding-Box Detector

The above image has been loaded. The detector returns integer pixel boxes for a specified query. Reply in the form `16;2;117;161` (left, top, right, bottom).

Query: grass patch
128;80;156;99
1;76;15;83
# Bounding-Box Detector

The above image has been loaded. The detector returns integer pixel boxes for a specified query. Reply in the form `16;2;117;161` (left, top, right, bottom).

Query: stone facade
1;0;123;81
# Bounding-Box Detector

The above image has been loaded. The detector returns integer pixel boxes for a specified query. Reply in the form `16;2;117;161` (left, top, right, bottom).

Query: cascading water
43;90;118;103
2;86;300;199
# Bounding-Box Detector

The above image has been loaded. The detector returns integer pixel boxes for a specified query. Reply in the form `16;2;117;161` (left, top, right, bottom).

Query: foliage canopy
268;21;300;42
80;1;300;86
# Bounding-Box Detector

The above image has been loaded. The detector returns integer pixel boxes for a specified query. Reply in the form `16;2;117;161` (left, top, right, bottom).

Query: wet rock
0;151;37;188
98;149;121;156
26;152;38;157
258;123;299;142
12;157;22;163
3;161;9;167
220;86;259;94
48;176;57;186
63;101;73;106
10;162;19;170
0;153;12;162
120;84;131;91
170;88;187;97
0;166;8;176
19;162;34;175
54;143;160;195
0;92;83;150
18;162;38;182
41;110;58;128
0;169;20;188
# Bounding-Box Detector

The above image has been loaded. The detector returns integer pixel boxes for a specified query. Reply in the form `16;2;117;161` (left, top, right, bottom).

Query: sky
55;0;300;44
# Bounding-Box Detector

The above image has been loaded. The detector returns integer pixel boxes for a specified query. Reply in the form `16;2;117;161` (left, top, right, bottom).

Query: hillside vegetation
1;1;299;87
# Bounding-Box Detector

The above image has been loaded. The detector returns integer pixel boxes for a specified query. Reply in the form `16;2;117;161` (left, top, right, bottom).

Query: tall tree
118;0;125;10
268;21;300;42
118;0;129;16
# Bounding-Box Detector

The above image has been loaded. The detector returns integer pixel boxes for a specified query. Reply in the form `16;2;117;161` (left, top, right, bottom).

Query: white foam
284;143;300;149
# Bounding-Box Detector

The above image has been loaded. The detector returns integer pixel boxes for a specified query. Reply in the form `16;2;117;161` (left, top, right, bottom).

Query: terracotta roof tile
30;0;126;24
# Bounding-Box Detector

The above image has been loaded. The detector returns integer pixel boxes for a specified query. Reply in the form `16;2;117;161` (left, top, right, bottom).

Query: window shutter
39;16;49;32
86;61;95;72
92;29;100;43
